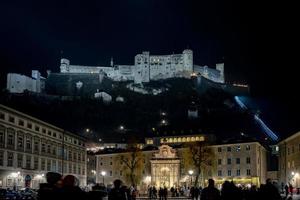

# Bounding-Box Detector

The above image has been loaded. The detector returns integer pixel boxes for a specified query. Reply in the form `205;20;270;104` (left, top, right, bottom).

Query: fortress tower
182;49;193;72
60;58;70;73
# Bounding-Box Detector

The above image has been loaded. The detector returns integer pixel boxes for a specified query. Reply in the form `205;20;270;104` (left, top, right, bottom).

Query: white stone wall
7;74;37;93
58;49;225;84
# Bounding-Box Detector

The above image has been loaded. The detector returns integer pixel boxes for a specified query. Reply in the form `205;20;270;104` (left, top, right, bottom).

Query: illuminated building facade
0;104;87;188
278;131;300;188
95;138;267;190
211;142;267;188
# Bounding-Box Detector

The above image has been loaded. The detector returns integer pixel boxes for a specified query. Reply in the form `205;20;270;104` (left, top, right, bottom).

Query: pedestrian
200;179;221;200
37;172;62;200
108;179;127;200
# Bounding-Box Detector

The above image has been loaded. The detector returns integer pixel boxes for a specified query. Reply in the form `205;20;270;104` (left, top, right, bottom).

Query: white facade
0;104;87;189
7;71;44;93
59;49;224;84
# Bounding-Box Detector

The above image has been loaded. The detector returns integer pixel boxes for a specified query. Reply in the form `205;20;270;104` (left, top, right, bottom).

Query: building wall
95;141;267;189
0;104;87;188
278;131;300;187
7;74;37;93
207;142;267;188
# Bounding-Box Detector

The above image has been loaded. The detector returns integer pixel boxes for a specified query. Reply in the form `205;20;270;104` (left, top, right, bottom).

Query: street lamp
188;170;194;186
101;171;106;185
119;125;124;131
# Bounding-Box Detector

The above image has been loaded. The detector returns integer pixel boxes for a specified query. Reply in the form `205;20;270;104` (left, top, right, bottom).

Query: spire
110;57;114;67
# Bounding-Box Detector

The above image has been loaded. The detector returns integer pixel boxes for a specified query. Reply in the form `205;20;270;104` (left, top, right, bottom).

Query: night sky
0;1;298;137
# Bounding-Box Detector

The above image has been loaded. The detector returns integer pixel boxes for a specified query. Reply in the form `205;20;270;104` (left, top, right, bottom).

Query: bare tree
183;141;214;187
117;140;144;186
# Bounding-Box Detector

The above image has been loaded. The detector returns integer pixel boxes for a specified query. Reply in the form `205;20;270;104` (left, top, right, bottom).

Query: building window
42;128;46;134
110;171;112;176
17;135;24;150
0;126;5;147
73;152;77;161
69;163;72;173
35;126;40;132
236;158;240;164
53;132;57;138
7;129;15;147
228;170;231;176
218;147;222;152
292;146;295;154
218;159;222;165
236;169;240;176
227;158;231;165
18;120;24;126
41;159;46;170
110;162;112;165
73;164;76;174
247;169;251;176
120;170;123;176
41;143;46;153
47;144;51;154
236;146;241;152
0;112;5;120
78;166;81;175
218;170;222;176
288;148;290;155
52;160;56;172
100;162;103;166
48;131;52;136
246;157;251;164
227;147;231;152
47;160;51;171
34;141;39;153
27;123;32;129
246;145;250;151
68;151;72;161
7;152;14;167
0;151;3;166
78;153;81;161
17;154;23;168
34;157;39;170
26;155;31;169
26;137;31;151
8;116;15;123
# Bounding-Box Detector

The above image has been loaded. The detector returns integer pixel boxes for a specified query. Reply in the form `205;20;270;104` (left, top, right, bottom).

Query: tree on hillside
114;139;144;186
182;140;215;187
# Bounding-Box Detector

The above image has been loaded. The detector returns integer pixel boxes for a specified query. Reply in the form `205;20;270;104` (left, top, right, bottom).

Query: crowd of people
36;171;293;200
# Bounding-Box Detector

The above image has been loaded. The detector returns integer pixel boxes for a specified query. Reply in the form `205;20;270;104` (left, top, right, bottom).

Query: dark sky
0;0;298;136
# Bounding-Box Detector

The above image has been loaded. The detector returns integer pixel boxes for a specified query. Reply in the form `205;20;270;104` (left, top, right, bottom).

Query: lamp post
188;170;194;187
101;171;106;185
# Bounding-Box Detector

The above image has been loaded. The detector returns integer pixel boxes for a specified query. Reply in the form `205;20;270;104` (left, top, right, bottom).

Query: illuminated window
191;137;195;141
173;138;177;143
200;136;204;141
228;170;231;176
177;138;181;142
169;138;173;143
187;137;190;142
182;137;186;142
195;137;200;141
